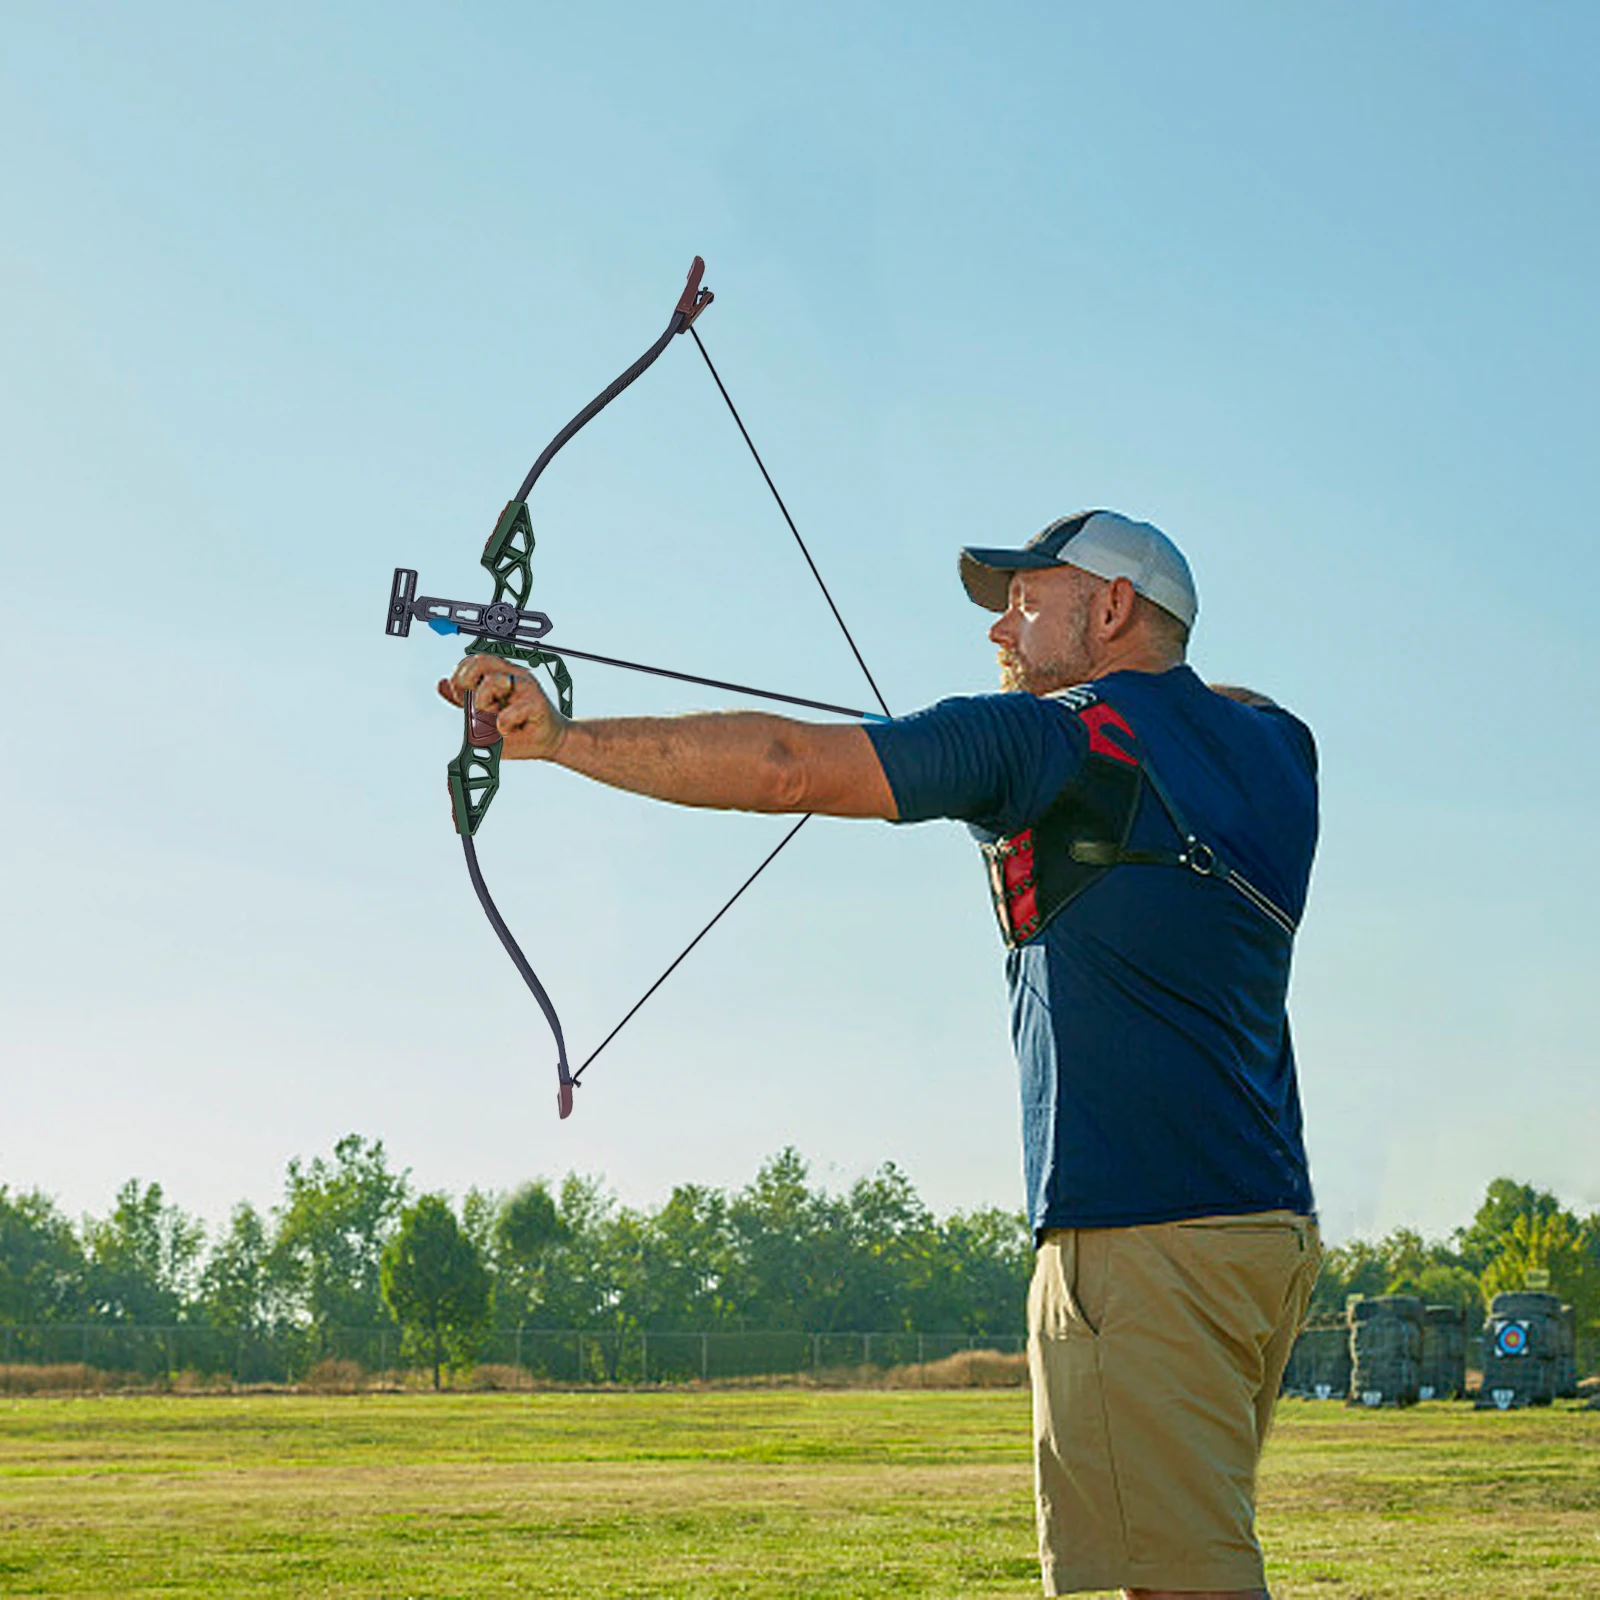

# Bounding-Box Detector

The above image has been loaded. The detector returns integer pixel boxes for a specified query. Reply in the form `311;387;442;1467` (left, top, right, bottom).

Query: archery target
1492;1319;1530;1357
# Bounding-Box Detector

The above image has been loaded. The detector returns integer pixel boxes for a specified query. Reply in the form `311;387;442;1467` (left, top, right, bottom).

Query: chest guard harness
980;690;1298;950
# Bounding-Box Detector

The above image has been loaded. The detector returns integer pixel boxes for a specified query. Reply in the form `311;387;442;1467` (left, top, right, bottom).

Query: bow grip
465;695;502;748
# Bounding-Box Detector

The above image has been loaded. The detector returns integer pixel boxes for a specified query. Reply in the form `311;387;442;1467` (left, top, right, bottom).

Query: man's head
959;511;1196;694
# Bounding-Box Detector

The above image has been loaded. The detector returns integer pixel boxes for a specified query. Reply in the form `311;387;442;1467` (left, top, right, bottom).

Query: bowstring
571;333;889;1084
570;815;810;1083
688;329;892;720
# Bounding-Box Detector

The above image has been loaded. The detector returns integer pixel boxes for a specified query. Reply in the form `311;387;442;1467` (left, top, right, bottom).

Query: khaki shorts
1028;1210;1321;1595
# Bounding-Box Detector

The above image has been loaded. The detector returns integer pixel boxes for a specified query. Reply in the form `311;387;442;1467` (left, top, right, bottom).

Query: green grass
1;1391;1596;1597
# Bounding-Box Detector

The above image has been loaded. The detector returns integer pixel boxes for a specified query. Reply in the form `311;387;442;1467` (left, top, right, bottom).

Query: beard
997;650;1033;693
996;595;1093;694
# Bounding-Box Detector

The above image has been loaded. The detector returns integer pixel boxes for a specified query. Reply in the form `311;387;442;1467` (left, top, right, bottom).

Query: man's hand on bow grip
439;655;568;760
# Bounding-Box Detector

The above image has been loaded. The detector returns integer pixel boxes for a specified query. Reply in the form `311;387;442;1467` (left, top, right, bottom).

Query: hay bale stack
1348;1294;1423;1407
1279;1326;1311;1395
1282;1313;1352;1399
1477;1290;1564;1409
1418;1304;1467;1400
1554;1304;1578;1399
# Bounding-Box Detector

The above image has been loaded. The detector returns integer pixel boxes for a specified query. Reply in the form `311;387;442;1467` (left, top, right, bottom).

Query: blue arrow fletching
427;618;462;636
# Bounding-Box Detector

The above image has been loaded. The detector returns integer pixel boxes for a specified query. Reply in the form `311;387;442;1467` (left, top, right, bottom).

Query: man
441;510;1321;1599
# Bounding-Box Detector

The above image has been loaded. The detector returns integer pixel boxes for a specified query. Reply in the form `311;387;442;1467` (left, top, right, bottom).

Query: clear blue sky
3;3;1596;1243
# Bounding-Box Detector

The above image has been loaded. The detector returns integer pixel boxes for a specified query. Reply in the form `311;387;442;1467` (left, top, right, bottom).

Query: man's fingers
449;655;533;709
450;654;510;697
498;671;554;727
498;696;541;737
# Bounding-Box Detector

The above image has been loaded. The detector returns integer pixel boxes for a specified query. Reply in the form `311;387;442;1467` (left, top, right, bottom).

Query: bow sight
386;569;554;655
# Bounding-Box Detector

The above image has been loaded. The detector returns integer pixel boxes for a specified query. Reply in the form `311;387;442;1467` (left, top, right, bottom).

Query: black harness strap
981;707;1298;949
1099;755;1299;939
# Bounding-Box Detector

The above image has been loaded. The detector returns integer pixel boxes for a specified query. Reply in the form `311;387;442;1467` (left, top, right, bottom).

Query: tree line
0;1139;1031;1384
2;1142;1595;1383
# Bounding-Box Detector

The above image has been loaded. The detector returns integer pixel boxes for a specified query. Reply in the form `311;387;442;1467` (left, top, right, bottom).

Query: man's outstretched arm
440;654;898;820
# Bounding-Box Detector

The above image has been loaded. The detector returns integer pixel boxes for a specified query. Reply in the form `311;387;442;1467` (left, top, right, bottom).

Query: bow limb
516;256;711;502
462;849;575;1117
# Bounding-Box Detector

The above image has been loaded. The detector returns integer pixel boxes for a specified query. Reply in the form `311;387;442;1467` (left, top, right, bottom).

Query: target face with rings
1493;1320;1530;1357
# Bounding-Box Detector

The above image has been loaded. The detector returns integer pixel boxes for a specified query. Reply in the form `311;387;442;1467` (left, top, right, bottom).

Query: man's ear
1103;575;1141;637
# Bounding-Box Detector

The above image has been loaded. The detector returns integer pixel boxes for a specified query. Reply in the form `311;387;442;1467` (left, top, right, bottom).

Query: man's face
987;565;1100;694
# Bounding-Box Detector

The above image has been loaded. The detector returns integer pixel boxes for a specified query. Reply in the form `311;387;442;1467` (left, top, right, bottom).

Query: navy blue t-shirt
865;665;1317;1235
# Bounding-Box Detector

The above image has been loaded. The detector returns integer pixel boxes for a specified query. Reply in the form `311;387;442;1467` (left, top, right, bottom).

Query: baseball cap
959;510;1198;629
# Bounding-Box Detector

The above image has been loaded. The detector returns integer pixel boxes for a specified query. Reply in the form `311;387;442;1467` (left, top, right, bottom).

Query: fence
0;1324;1024;1389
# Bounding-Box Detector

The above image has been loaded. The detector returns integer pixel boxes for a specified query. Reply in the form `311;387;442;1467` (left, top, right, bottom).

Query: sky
3;2;1597;1247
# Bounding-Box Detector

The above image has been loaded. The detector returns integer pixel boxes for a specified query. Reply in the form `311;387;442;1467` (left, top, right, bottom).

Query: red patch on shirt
1080;703;1138;766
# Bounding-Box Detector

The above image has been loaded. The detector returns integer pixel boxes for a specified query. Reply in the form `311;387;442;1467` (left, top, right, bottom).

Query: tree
727;1148;838;1330
199;1202;278;1337
1401;1262;1483;1314
1454;1178;1565;1274
381;1194;489;1388
641;1183;738;1331
460;1187;502;1266
1311;1227;1482;1317
82;1180;204;1323
533;1173;627;1335
490;1182;566;1327
832;1162;936;1333
926;1206;1032;1336
1377;1227;1481;1311
1308;1237;1390;1316
0;1187;87;1323
269;1134;408;1335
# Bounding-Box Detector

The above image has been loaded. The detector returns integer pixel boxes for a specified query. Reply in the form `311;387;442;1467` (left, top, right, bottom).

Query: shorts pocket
1031;1230;1106;1340
1175;1212;1314;1252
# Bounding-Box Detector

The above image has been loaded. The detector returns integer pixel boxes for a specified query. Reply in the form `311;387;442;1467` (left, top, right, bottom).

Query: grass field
1;1390;1597;1598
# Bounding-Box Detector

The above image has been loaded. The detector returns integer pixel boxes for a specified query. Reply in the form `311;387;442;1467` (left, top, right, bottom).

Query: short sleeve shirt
865;665;1317;1234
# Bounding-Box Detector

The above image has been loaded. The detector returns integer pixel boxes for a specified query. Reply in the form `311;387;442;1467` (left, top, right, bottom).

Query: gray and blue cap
959;510;1198;630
